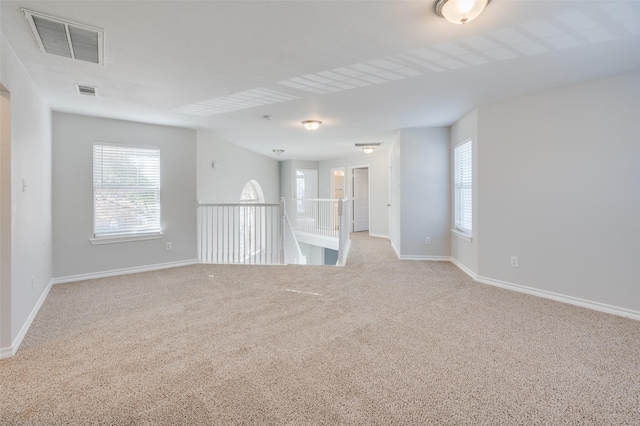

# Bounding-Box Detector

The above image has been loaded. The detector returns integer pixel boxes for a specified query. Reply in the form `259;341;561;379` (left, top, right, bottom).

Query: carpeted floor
1;232;639;425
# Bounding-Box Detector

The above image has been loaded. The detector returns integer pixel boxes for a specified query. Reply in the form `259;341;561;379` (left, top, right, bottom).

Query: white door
352;168;369;232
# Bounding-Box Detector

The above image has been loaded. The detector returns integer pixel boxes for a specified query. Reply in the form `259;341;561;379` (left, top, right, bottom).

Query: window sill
90;232;163;245
451;229;473;242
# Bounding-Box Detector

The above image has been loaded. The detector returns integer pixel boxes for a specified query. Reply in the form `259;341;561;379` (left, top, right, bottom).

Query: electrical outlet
31;276;35;289
510;256;519;267
426;237;432;245
165;242;172;251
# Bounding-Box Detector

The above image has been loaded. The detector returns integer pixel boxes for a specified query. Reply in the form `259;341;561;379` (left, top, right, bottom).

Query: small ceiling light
355;143;381;153
263;115;272;121
272;149;284;156
302;120;322;131
435;0;490;25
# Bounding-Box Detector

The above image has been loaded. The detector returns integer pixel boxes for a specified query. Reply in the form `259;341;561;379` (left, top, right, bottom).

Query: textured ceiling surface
1;1;639;160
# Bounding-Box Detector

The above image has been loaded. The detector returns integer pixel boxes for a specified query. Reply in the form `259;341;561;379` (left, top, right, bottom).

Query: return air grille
75;84;97;96
23;9;104;65
355;143;382;147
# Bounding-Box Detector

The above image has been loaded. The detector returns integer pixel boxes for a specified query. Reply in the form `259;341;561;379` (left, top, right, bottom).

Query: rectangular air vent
355;143;382;147
75;84;97;96
22;9;104;65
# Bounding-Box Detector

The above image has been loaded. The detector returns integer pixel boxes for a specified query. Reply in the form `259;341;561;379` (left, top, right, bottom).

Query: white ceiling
2;1;639;160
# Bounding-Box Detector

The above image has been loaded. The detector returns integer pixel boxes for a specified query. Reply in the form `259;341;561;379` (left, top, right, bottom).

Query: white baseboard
448;257;640;321
474;274;640;321
398;255;451;261
449;257;479;280
51;259;199;285
368;232;389;239
0;278;54;359
390;241;401;259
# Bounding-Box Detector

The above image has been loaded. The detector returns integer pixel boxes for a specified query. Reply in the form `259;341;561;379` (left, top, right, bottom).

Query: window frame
90;143;162;245
453;139;473;240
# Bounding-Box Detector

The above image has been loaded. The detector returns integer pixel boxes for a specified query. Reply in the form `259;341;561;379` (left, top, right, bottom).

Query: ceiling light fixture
272;149;284;156
435;0;490;25
355;142;382;153
302;120;322;131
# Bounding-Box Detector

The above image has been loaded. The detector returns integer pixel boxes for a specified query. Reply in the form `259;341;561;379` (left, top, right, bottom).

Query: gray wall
0;34;53;353
197;131;280;204
318;150;389;237
450;109;478;274
390;132;401;251
279;160;292;207
475;71;640;312
391;128;450;258
52;113;197;279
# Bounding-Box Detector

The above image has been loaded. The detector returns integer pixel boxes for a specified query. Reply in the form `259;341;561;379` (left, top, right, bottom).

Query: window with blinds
93;144;161;238
454;140;472;235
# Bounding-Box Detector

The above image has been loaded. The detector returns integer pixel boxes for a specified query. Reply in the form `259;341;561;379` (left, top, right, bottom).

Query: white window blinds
93;144;160;238
454;140;472;234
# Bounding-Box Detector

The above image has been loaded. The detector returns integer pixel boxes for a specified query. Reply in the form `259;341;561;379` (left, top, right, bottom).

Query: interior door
352;168;369;232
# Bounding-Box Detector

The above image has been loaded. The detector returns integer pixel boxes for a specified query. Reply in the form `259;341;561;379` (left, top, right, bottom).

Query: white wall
299;242;324;266
318;150;389;237
0;35;53;356
393;128;450;258
197;131;280;204
52;113;197;279
475;71;640;314
450;109;478;274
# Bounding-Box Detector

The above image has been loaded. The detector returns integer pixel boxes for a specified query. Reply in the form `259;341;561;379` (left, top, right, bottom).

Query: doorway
352;167;369;232
330;168;345;231
330;168;345;199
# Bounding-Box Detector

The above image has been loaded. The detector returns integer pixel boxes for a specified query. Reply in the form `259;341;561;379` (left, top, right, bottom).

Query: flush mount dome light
302;120;322;131
435;0;490;24
272;149;284;156
355;142;381;154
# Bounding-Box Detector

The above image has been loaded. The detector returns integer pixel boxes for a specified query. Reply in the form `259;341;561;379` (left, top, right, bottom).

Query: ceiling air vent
75;84;97;96
22;9;104;65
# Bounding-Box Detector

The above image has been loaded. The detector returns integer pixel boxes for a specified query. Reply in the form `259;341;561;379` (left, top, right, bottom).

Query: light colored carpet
1;232;639;425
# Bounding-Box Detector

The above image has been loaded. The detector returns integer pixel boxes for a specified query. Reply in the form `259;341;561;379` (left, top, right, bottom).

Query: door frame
347;164;370;233
330;167;345;199
0;84;11;354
